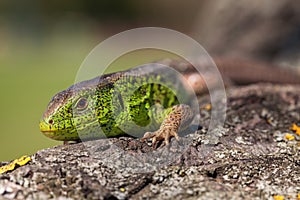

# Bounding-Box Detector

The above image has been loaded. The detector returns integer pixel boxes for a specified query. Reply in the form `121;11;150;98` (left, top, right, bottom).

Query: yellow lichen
290;123;300;136
0;155;31;174
201;103;211;111
273;195;284;200
285;133;295;141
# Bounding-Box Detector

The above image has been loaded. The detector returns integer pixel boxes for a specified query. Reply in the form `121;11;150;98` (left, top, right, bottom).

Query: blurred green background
1;0;299;161
0;18;97;161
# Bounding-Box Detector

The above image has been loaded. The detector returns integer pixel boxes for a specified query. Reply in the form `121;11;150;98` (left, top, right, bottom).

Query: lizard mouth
39;120;79;141
39;120;57;133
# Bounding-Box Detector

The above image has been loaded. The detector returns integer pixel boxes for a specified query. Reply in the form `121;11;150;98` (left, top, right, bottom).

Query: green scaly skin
40;64;194;143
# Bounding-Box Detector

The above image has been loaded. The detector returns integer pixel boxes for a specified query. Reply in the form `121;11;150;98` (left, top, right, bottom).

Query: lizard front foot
141;104;194;148
142;128;180;148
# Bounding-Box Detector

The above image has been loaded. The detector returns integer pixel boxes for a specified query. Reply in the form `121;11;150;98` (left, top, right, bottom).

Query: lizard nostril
48;119;54;124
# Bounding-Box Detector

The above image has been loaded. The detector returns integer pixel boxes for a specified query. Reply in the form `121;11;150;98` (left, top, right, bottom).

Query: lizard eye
75;97;88;111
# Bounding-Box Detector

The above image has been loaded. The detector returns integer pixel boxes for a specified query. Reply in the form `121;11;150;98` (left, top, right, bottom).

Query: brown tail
214;58;300;85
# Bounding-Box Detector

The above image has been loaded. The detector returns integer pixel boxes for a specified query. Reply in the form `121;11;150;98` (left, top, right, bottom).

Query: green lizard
40;63;196;147
40;58;300;146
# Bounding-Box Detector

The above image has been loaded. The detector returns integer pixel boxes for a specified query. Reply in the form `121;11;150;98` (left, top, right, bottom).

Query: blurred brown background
0;0;299;161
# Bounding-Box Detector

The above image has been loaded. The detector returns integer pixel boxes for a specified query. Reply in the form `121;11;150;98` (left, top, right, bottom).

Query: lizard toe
170;131;179;141
142;131;155;141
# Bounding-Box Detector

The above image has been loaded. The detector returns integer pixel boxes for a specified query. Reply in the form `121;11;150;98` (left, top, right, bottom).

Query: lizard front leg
142;104;194;148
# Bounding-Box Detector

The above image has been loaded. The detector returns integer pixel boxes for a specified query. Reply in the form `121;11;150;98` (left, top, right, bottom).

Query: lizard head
39;88;98;141
39;77;105;141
